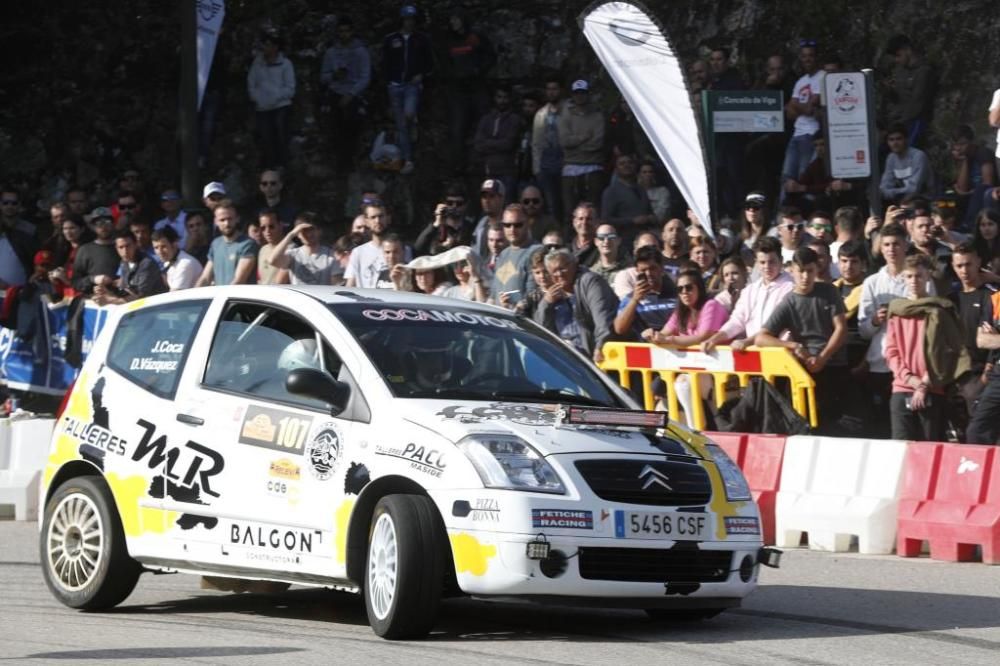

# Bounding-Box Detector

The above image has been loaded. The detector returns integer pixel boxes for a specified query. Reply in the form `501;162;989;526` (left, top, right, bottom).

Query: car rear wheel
364;494;445;639
645;608;725;622
40;476;141;610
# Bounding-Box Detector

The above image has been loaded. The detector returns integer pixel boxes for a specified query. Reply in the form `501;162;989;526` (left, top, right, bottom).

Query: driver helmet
278;338;320;372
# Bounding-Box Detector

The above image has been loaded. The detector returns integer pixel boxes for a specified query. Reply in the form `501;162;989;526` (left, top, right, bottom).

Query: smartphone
905;394;932;411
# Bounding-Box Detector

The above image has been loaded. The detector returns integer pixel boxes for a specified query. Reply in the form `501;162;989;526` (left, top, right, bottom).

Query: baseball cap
161;191;182;201
480;179;505;196
744;192;767;208
571;79;590;92
203;182;226;198
400;5;418;17
87;207;114;223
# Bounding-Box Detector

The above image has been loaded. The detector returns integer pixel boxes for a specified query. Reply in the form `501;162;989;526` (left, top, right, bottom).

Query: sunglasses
809;223;833;231
521;198;541;204
800;38;817;48
502;222;524;228
677;283;698;293
596;233;619;241
119;203;137;210
781;223;805;231
260;180;279;186
0;199;18;205
544;243;562;251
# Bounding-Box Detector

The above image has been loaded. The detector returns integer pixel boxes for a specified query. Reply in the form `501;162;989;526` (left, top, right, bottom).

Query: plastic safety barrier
0;417;56;521
706;432;786;545
897;442;1000;564
598;342;817;430
774;435;907;554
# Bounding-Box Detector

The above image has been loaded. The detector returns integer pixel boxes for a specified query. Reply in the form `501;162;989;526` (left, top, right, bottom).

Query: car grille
574;459;712;506
577;547;732;583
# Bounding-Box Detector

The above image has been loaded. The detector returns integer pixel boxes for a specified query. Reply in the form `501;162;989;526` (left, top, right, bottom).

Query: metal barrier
598;342;817;430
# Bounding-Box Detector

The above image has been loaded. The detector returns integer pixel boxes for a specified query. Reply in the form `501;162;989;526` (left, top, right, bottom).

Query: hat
744;192;767;207
160;191;182;202
400;5;418;17
571;79;590;92
480;179;505;196
87;207;114;223
203;182;226;198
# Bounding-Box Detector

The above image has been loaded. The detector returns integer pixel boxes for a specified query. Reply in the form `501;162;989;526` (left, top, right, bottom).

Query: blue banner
0;296;110;395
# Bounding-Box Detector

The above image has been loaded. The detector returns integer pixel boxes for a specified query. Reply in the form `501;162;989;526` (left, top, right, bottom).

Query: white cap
571;79;590;92
202;181;226;198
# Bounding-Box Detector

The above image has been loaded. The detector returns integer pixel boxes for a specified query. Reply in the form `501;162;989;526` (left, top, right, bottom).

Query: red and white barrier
0;418;56;521
774;435;907;554
706;432;785;545
897;442;1000;564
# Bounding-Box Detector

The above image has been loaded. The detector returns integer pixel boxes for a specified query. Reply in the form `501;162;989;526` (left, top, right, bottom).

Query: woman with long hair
641;268;728;428
44;216;93;298
411;267;454;296
973;208;1000;267
741;192;771;251
713;256;748;313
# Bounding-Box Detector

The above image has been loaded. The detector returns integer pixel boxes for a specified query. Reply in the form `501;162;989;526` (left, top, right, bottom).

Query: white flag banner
196;0;226;111
580;1;712;235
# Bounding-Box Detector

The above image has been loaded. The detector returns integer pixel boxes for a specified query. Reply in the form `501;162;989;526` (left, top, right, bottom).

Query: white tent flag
580;1;712;235
196;0;226;111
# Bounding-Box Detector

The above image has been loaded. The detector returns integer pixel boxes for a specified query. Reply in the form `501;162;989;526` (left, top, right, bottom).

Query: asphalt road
2;520;999;665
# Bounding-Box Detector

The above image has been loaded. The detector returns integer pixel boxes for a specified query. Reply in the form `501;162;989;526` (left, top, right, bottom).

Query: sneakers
400;160;415;175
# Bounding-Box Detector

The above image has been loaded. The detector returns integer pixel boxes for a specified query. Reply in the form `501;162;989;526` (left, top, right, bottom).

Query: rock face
0;1;996;233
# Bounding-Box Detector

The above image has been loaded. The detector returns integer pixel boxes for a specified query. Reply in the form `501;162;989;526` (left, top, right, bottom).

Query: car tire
40;476;141;610
644;608;725;622
363;494;445;639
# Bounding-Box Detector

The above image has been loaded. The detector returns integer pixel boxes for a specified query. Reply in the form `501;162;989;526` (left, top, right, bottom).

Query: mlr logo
957;456;980;475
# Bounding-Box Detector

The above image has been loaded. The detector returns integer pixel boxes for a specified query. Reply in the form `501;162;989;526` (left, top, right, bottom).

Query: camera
899;208;916;220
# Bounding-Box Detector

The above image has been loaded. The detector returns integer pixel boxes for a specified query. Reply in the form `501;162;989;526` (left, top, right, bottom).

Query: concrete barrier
775;435;907;554
706;432;786;545
0;417;56;521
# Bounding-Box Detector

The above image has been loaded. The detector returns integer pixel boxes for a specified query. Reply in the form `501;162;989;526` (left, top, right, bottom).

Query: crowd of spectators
2;10;1000;442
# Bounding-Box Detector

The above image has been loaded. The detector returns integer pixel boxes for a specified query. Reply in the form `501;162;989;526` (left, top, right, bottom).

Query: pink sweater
884;315;941;394
662;299;729;337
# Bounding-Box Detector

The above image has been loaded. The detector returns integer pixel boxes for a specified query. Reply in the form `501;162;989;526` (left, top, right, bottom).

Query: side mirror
286;368;351;416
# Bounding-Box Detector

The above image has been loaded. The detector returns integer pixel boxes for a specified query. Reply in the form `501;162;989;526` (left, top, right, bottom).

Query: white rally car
39;286;776;638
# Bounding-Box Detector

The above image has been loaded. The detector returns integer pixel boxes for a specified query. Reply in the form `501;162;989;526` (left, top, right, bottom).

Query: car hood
398;400;707;459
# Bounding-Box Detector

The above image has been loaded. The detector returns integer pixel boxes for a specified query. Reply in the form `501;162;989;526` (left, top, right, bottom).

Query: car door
94;298;213;560
169;297;361;581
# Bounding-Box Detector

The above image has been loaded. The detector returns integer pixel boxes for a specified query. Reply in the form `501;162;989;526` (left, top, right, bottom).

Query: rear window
107;300;209;399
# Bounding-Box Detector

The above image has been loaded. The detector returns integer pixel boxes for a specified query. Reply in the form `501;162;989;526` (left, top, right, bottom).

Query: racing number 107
277;416;309;451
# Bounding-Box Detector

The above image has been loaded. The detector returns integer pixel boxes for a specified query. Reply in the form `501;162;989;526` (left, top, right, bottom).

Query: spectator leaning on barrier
152;227;201;291
534;247;617;363
885;254;970;441
714;255;749;314
613;245;678;340
196;202;258;286
755;246;848;432
92;229;167;305
702;236;795;353
642;268;729;428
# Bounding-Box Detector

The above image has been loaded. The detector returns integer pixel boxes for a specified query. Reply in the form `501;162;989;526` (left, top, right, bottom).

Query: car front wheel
40;476;141;610
364;494;445;639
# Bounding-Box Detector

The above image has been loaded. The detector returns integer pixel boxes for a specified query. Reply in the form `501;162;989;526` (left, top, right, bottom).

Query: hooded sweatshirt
247;53;296;111
320;38;371;97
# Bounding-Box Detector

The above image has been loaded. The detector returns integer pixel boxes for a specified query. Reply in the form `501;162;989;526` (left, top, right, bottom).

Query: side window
107;300;209;399
203;302;342;411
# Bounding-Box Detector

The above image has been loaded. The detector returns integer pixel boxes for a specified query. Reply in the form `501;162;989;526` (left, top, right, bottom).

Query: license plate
613;510;711;540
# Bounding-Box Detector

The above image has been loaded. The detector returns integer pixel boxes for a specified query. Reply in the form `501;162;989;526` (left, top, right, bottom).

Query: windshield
329;303;624;406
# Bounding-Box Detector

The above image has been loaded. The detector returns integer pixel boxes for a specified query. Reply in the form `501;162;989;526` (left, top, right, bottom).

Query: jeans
388;82;421;162
890;391;946;441
445;87;486;172
561;171;605;225
327;93;364;173
256;106;290;169
536;169;563;223
967;375;1000;444
781;134;815;183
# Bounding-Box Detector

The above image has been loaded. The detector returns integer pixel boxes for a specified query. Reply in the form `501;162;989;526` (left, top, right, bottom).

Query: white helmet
278;338;320;372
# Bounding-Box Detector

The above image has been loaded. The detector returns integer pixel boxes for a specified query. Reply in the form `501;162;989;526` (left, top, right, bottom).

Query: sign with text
705;91;784;133
824;72;872;179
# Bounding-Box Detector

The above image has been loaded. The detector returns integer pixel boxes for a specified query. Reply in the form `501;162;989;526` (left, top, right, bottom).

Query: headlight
458;434;566;494
706;443;752;502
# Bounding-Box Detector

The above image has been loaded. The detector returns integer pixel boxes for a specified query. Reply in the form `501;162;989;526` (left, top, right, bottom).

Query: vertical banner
824;71;872;179
579;2;712;234
196;0;226;110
